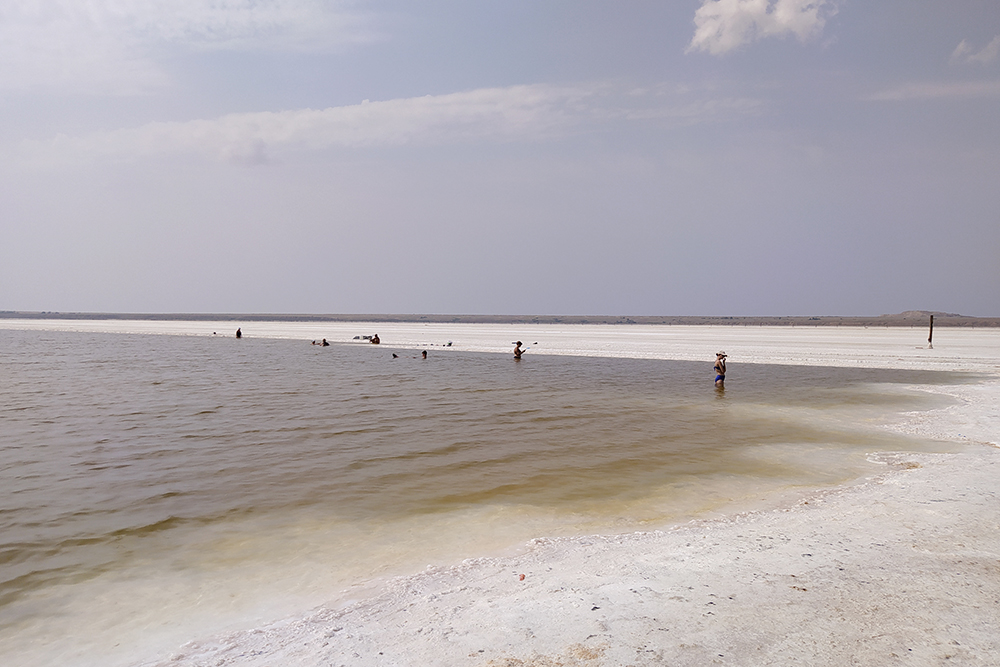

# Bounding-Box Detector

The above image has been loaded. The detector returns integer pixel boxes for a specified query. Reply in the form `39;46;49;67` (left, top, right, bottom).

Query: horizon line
2;310;997;327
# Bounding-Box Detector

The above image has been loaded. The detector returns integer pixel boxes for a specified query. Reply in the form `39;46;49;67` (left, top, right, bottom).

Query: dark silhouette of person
514;341;524;359
371;334;380;344
236;328;242;338
422;350;427;359
322;339;330;346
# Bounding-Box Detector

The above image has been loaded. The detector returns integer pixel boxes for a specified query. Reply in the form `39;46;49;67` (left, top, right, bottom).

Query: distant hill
2;311;998;327
882;310;964;319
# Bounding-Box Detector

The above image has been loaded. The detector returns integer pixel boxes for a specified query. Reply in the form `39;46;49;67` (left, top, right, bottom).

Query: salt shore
150;447;1000;667
3;321;998;665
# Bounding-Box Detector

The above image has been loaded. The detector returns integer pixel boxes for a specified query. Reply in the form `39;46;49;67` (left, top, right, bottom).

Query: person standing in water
513;341;525;359
236;328;242;339
714;351;727;387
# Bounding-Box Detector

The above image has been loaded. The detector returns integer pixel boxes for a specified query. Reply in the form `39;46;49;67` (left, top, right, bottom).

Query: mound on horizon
882;310;965;319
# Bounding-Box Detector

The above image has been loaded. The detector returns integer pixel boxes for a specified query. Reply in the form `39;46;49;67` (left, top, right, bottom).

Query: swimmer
371;334;380;345
514;341;525;359
714;351;727;388
236;328;242;339
322;339;329;347
422;350;427;359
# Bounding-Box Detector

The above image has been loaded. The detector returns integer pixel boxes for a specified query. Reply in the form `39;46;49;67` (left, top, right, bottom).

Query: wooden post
928;314;934;349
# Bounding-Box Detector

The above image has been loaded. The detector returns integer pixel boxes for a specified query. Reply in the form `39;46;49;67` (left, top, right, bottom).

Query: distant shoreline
1;310;998;327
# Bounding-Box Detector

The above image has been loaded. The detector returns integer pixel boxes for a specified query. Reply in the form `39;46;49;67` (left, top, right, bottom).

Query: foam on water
0;323;983;667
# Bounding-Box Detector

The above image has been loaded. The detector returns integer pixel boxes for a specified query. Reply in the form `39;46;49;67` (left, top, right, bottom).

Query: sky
1;0;998;317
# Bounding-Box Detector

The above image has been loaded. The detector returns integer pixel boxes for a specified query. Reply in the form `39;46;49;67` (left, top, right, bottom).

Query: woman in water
714;351;727;388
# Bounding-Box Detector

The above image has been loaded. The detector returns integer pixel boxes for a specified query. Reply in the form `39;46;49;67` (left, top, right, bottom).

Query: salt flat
1;319;994;370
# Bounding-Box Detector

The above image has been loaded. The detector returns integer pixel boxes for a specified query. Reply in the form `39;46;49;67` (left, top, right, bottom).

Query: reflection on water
0;328;976;667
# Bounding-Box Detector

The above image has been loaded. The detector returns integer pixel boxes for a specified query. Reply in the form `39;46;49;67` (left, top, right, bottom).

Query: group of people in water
391;350;428;359
236;328;729;385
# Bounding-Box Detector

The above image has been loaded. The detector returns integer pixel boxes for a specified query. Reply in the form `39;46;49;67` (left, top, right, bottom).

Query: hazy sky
2;1;998;316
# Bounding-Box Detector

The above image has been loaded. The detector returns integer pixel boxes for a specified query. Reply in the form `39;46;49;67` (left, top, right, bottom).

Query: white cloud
0;0;375;94
864;80;1000;102
23;83;763;165
38;85;590;163
687;0;834;56
951;36;1000;66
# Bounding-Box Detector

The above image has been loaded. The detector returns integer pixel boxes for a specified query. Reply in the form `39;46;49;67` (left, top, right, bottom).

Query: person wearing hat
714;351;727;387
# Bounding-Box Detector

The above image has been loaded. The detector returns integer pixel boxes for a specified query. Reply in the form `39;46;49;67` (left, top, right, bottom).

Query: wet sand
125;326;1000;667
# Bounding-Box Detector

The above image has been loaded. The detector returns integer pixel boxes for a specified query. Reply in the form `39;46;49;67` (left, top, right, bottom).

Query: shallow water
0;328;975;666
